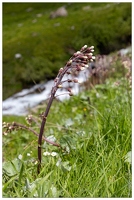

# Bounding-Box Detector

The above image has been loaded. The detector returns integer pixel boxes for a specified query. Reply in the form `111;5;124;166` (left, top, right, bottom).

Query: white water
2;70;90;116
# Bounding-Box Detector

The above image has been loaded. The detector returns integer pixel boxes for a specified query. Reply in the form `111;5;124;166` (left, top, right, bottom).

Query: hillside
3;2;131;99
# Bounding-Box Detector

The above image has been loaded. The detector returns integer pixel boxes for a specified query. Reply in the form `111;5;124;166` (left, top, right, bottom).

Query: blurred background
3;2;131;101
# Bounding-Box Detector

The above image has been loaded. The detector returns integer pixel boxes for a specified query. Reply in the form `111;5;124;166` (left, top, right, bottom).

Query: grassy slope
2;3;132;197
3;76;131;197
3;2;131;99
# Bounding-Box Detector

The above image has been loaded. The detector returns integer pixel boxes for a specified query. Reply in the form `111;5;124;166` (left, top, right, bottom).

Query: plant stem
37;88;56;174
37;66;69;174
12;122;62;147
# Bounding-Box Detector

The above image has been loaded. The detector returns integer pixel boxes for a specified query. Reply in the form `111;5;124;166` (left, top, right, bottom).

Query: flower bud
58;84;62;88
83;56;88;59
59;68;63;73
76;51;81;55
77;55;87;61
85;47;94;53
84;64;89;68
74;52;82;57
80;67;85;71
92;56;96;60
12;122;16;126
9;126;12;130
3;132;8;136
88;53;93;56
3;125;7;128
83;44;88;49
81;45;88;51
90;46;94;49
67;59;72;66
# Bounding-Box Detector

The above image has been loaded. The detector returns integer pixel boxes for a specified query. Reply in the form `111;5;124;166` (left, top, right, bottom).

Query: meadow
3;2;132;198
2;48;132;197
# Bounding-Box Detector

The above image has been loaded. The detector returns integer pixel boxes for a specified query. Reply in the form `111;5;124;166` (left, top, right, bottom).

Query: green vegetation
3;75;131;197
2;3;131;197
3;2;131;99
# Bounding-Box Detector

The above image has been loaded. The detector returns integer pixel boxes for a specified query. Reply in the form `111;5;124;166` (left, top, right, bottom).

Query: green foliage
72;3;131;54
3;2;131;99
3;77;131;197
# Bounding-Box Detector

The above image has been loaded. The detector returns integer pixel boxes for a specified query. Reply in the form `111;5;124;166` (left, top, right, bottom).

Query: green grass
3;2;131;99
2;77;131;197
2;3;132;195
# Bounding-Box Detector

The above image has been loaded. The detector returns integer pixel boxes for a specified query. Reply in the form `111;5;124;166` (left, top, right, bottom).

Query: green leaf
28;171;53;197
19;162;24;183
2;158;22;177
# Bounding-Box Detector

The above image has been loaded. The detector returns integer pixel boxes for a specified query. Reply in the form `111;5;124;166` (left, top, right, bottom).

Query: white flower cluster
43;151;58;157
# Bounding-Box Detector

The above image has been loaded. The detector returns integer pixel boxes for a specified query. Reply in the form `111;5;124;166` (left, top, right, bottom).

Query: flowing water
2;69;90;116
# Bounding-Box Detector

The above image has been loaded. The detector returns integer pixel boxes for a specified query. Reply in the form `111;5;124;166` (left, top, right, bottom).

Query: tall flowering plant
38;45;95;173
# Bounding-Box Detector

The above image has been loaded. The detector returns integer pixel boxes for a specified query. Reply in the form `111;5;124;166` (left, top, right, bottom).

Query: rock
50;6;68;19
32;19;37;23
82;6;91;11
26;7;33;12
15;53;22;59
54;22;61;27
36;13;42;18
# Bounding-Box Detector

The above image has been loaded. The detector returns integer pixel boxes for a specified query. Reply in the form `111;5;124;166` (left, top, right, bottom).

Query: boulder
50;6;68;19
